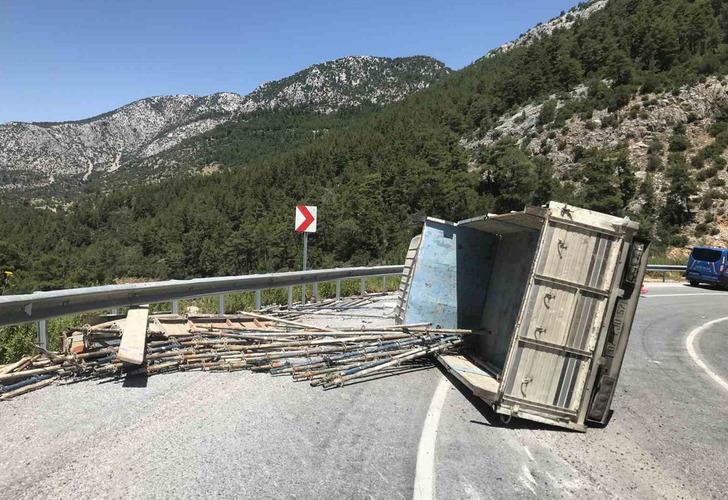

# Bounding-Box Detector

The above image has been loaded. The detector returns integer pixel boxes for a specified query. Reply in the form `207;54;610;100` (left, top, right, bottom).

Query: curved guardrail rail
645;264;687;272
0;265;403;330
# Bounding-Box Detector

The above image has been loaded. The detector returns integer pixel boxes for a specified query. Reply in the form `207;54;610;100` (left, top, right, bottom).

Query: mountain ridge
0;55;449;201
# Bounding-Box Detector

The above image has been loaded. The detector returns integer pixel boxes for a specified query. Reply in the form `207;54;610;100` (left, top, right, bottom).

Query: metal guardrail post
335;279;341;301
360;278;366;295
172;300;179;315
382;275;387;292
312;282;319;302
37;319;48;349
218;294;225;315
111;308;119;315
255;290;262;310
302;284;307;306
287;286;293;309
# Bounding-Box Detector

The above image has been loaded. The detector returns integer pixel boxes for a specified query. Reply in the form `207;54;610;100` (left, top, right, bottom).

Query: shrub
647;139;663;154
696;167;718;181
709;177;726;187
691;154;705;169
601;114;618;128
608;86;634;111
709;188;727;200
700;194;714;210
641;74;664;95
709;122;728;137
669;132;691;152
537;100;558;126
669;234;689;247
647;154;663;171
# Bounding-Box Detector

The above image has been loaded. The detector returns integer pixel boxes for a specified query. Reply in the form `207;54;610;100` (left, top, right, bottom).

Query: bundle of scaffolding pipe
0;310;471;400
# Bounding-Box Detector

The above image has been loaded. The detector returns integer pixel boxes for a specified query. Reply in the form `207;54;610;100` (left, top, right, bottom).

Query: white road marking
686;316;728;393
644;293;727;298
519;464;537;495
413;376;451;500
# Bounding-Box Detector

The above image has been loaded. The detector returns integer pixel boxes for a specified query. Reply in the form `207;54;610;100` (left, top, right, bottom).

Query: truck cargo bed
397;202;650;431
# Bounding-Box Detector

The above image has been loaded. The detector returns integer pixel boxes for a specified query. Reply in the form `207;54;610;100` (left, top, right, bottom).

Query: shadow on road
686;282;727;291
122;373;149;388
435;364;581;433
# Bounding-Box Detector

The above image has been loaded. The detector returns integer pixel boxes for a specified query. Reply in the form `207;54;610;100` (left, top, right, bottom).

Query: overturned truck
395;202;649;431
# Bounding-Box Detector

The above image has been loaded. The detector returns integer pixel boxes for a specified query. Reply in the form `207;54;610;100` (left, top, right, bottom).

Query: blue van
686;246;728;287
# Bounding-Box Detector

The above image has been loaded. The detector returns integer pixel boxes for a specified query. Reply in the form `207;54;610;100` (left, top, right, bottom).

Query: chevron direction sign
295;205;317;233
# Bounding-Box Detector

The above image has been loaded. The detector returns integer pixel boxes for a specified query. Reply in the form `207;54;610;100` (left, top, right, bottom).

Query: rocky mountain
485;0;608;57
241;55;448;113
0;55;448;201
463;74;728;251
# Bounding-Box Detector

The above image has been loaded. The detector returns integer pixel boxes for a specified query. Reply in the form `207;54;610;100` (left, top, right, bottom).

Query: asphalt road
1;284;728;499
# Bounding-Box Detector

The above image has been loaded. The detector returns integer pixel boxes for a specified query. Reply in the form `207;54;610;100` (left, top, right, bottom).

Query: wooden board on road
117;306;150;365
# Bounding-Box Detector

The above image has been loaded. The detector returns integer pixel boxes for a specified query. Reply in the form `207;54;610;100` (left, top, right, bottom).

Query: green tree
635;172;660;241
480;139;538;213
662;154;698;225
575;149;634;215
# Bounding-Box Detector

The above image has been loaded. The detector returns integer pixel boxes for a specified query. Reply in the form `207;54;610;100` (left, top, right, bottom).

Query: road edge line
413;376;451;500
686;316;728;393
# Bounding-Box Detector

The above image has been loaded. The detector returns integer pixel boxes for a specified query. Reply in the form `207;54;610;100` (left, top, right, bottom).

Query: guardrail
0;263;687;348
646;264;687;283
645;264;687;272
0;265;404;347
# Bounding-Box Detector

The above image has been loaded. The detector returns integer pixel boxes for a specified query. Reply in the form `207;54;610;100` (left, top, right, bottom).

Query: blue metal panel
403;220;497;329
404;220;459;328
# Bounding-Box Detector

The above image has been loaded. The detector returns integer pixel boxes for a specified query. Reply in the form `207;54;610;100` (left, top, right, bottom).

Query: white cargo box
395;202;649;431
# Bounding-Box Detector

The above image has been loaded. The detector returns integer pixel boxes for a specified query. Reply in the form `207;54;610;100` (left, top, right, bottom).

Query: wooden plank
0;356;31;375
117;306;150;365
437;354;499;402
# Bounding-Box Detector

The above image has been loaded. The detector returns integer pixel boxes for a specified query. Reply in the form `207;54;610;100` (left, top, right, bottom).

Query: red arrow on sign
295;204;316;233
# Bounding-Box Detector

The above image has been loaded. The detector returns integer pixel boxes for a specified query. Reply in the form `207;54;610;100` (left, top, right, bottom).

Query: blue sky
0;0;578;123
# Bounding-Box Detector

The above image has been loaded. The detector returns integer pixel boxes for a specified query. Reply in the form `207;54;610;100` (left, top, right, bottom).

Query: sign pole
303;232;308;271
302;232;308;305
295;204;317;307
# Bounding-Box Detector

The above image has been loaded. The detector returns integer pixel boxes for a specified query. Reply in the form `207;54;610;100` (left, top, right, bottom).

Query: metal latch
520;376;533;396
534;326;547;337
557;239;568;258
